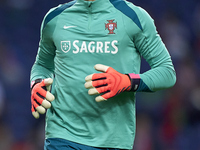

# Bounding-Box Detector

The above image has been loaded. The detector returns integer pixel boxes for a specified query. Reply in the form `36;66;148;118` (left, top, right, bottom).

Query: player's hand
84;64;132;102
31;78;55;119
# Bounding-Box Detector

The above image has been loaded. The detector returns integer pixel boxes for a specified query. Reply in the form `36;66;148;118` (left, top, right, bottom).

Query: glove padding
85;64;131;102
31;78;55;119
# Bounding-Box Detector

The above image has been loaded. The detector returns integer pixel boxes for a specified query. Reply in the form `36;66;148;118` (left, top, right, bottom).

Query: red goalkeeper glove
84;64;140;102
31;78;55;119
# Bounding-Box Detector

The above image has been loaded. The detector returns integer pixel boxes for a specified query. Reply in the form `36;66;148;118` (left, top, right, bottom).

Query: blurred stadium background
0;0;200;149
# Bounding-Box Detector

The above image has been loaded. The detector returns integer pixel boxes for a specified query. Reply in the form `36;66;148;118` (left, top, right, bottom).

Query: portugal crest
61;41;71;53
105;19;117;34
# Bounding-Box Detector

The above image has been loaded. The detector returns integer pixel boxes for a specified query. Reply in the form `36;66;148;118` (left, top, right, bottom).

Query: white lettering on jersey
80;41;88;53
111;40;118;54
96;42;103;53
88;41;95;53
73;40;79;54
62;40;118;54
105;41;110;53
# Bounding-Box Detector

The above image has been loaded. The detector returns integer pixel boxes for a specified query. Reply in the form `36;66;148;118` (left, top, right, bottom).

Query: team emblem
61;41;71;53
105;20;117;34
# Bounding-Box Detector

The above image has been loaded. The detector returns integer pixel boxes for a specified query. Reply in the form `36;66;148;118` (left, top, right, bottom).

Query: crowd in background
0;0;200;149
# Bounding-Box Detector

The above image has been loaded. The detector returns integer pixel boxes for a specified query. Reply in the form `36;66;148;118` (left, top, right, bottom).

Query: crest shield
105;20;117;34
109;24;114;30
61;41;71;53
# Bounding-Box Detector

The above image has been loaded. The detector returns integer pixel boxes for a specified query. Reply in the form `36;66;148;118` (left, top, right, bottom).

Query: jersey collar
75;0;112;12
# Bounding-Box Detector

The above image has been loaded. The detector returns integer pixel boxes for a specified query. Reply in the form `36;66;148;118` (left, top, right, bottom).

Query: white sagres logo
61;40;119;54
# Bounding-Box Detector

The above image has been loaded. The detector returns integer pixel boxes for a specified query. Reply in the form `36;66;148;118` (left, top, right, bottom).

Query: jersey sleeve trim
127;73;152;92
137;79;152;92
109;0;142;30
43;0;77;30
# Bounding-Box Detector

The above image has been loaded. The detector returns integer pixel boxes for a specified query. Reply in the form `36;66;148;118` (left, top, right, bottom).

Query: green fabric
30;0;176;149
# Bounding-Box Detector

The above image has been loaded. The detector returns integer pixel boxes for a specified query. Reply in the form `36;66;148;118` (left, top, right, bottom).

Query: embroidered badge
105;20;117;34
61;41;71;53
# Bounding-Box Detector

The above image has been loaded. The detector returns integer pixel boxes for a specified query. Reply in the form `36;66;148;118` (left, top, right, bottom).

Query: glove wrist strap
127;73;141;92
30;78;43;91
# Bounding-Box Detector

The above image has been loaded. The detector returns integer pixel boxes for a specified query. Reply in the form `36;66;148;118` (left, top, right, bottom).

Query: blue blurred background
0;0;200;149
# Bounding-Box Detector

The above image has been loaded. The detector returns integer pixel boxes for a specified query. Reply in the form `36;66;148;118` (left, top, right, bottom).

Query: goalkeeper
30;0;176;149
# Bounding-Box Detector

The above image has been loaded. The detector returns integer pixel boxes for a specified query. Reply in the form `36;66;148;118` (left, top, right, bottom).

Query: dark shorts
44;138;125;150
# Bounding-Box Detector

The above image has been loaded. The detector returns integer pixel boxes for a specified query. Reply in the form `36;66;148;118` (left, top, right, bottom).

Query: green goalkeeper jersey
30;0;176;149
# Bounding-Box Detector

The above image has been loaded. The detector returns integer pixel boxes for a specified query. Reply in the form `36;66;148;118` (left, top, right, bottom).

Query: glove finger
32;111;40;119
85;73;107;81
41;99;51;109
88;88;99;95
92;73;108;81
36;105;46;114
85;80;93;89
43;78;53;86
32;112;40;119
31;104;35;112
33;86;54;102
94;64;109;73
85;78;107;89
32;85;47;99
91;78;108;88
34;94;45;105
95;85;111;94
95;95;107;102
100;92;113;100
88;85;110;95
46;85;51;92
45;91;55;102
31;105;40;119
31;96;40;109
85;74;93;82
